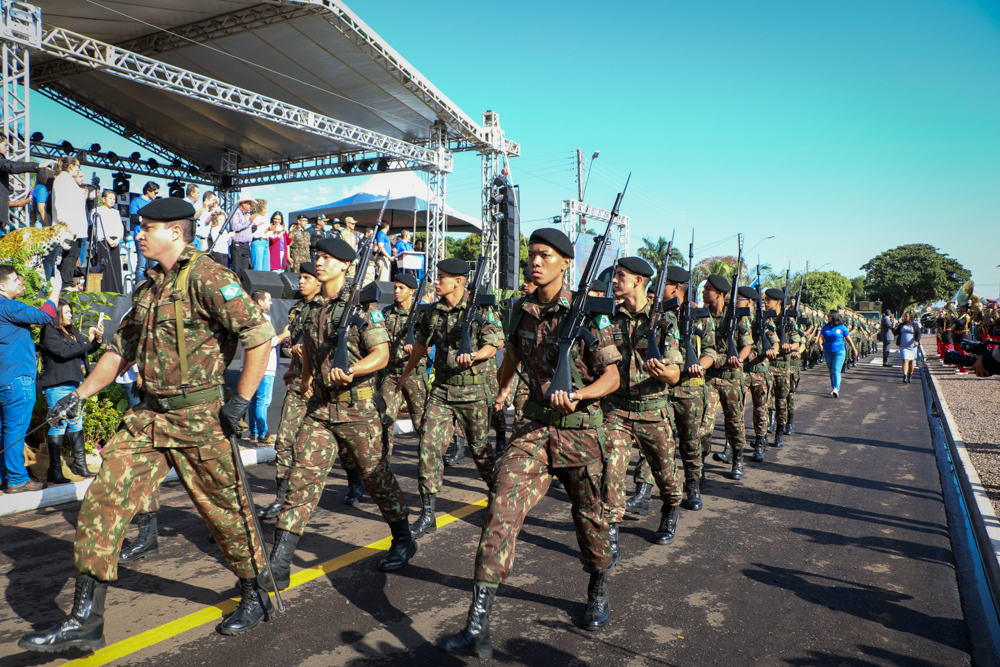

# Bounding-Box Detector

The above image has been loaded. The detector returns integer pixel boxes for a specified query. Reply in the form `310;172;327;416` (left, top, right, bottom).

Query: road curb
0;446;276;518
924;365;1000;605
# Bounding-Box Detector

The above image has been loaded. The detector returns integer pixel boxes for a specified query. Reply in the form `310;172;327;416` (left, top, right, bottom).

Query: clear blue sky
31;0;1000;295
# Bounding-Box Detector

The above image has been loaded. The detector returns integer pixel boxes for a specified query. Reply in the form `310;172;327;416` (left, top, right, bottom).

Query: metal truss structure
30;141;210;184
561;199;630;285
479;111;509;290
425;121;447;282
0;1;38;228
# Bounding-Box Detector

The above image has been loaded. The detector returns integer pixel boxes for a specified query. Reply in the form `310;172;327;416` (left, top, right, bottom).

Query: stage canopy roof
30;1;489;171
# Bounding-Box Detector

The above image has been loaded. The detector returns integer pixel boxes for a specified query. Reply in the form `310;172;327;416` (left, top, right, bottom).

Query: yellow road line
65;497;489;667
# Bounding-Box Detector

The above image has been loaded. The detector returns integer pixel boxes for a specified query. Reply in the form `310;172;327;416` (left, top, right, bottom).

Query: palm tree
637;236;685;269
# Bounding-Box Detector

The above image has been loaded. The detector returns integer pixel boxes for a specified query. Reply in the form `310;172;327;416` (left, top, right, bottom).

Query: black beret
299;262;318;279
296;213;308;220
528;228;574;258
617;256;654;278
438;257;471;277
764;288;785;300
139;197;195;222
394;273;419;289
706;274;731;293
589;279;607;293
665;266;690;283
737;286;759;301
315;237;356;262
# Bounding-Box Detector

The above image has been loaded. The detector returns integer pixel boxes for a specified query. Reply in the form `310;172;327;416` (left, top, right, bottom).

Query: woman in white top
51;158;90;286
208;208;233;267
93;189;124;293
250;199;270;271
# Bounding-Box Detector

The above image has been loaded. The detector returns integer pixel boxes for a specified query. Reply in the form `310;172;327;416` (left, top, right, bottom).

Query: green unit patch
560;296;570;307
221;282;242;301
371;310;385;322
597;315;611;330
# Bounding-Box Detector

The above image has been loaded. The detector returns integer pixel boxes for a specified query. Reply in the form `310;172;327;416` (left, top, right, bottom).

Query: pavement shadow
744;563;966;652
789;527;954;567
775;463;943;503
785;644;949;666
794;432;931;456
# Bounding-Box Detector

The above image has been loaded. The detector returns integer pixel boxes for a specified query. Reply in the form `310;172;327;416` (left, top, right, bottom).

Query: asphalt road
0;360;979;666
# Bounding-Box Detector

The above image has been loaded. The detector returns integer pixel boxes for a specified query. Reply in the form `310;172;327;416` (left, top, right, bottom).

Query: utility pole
576;149;586;234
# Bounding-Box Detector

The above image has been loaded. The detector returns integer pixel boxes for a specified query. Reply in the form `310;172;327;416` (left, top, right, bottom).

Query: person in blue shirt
374;220;392;281
393;228;414;276
0;265;61;493
30;164;58;279
129;181;159;276
818;310;858;397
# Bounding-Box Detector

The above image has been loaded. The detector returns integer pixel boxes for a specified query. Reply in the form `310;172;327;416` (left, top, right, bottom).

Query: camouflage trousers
744;368;772;437
787;366;801;420
381;372;428;456
671;383;709;483
474;422;610;585
700;374;747;456
605;408;682;523
75;425;263;582
771;365;793;431
418;388;495;494
276;407;407;535
274;387;307;480
289;253;310;274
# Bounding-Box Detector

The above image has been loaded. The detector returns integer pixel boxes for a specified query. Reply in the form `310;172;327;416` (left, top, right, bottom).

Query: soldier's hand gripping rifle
777;266;791;347
725;235;747;361
756;263;775;354
331;234;376;371
456;226;498;359
545;176;630;401
643;230;675;363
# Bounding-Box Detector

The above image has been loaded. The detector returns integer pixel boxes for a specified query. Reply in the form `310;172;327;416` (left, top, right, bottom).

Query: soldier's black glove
219;395;250;437
47;391;81;426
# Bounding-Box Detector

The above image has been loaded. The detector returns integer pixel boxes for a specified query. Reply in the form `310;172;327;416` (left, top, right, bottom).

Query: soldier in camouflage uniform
379;273;428;457
288;214;312;273
256;262;325;520
783;297;805;435
396;257;502;540
738;287;779;462
763;288;802;448
259;238;416;593
439;229;621;658
604;257;684;550
21;199;278;654
700;274;755;480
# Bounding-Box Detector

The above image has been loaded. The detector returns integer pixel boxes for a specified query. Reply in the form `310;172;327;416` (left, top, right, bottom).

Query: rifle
644;230;675;363
545;176;630;400
795;264;810;326
679;231;705;370
331;233;377;371
777;266;791;346
456;226;498;358
604;250;620;298
724;235;748;360
755;262;775;354
402;270;429;348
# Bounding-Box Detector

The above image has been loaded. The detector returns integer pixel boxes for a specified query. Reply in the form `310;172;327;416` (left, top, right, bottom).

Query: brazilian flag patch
371;311;384;323
221;282;242;301
597;315;611;330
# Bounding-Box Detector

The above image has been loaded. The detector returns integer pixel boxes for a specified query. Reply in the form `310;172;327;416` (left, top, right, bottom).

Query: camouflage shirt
110;245;274;399
382;301;426;375
662;308;719;379
704;306;754;375
285;294;326;393
745;316;780;368
773;319;804;362
416;290;503;401
288;225;311;261
607;299;683;420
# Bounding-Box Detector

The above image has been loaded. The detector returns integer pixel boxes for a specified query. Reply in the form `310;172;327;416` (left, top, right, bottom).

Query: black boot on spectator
67;431;96;478
119;513;159;564
46;435;70;485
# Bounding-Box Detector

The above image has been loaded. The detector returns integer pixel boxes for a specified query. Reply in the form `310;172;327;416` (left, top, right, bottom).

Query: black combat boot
712;442;733;464
19;574;107;653
411;493;437;539
608;523;621;570
257;477;288;520
783;415;795;435
767;410;775;433
773;429;785;448
654;504;680;545
731;449;745;480
219;577;273;636
624;482;651;516
681;479;702;511
343;468;366;507
438;584;496;658
257;529;300;591
379;519;417;572
67;430;96;478
443;437;466;466
119;512;159;564
751;435;766;462
583;568;610;631
46;434;70;485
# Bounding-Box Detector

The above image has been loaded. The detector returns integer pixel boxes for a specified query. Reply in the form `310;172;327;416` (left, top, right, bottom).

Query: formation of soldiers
18;206;883;658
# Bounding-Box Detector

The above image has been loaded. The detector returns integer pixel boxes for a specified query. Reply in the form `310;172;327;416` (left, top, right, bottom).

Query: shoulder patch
221;282;242;301
371;310;385;323
597;315;611;330
560;296;570;307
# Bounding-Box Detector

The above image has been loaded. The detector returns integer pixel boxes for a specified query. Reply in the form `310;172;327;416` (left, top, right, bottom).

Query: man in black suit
0;139;39;233
879;310;894;367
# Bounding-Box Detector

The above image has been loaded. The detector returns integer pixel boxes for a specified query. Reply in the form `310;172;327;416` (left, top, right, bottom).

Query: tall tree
860;244;969;313
797;270;852;311
637;236;686;270
849;275;867;301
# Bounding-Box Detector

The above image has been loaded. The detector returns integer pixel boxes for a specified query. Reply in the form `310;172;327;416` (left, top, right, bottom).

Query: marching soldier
379;273;428;456
257;262;325;519
438;229;621;658
396;258;502;539
784;297;805;435
259;238;416;592
288;214;311;273
701;274;754;479
604;257;684;551
763;288;802;448
21;199;278;653
738;286;778;462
